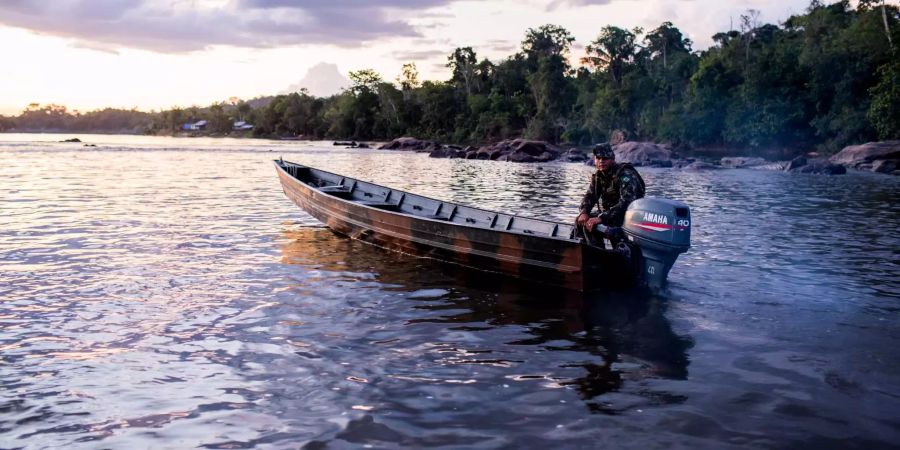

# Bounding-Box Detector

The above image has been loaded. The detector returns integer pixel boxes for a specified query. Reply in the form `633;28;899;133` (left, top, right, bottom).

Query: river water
1;134;898;449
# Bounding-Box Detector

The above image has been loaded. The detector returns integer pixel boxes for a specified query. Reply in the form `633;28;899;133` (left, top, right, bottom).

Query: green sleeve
579;174;597;215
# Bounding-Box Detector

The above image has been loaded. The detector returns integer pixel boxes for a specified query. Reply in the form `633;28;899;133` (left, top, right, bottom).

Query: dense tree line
235;1;897;154
0;103;153;133
2;1;897;156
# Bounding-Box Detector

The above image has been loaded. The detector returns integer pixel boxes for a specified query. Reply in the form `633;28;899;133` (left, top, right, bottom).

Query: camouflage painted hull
275;160;633;291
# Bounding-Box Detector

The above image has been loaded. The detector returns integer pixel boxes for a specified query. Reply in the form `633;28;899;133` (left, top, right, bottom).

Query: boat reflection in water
278;228;693;415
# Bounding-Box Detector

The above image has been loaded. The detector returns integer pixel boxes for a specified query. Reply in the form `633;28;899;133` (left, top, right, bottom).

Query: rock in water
561;148;588;162
720;157;767;168
613;142;672;166
467;139;562;163
785;156;807;171
683;161;721;170
871;159;898;174
829;141;900;170
379;137;437;152
514;140;551;156
787;157;846;175
428;146;461;158
506;150;536;163
829;141;900;167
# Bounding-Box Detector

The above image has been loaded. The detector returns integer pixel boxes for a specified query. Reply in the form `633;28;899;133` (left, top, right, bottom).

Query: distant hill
282;62;350;98
245;96;274;109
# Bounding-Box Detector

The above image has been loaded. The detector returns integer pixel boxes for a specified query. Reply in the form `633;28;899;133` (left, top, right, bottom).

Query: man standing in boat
576;142;645;246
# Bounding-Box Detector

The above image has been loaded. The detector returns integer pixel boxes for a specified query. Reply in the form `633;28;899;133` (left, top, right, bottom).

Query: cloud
545;0;613;11
0;0;461;53
483;39;517;53
68;40;121;55
413;38;454;46
391;49;448;61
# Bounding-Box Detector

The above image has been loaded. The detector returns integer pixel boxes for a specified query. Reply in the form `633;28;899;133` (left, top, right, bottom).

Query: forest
2;1;897;156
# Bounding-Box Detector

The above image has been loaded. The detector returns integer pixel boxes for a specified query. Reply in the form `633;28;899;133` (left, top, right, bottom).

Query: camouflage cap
592;142;614;158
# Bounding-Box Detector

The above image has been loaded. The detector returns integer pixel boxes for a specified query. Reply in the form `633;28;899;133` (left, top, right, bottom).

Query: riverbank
377;137;900;175
0;130;813;158
373;136;807;162
5;130;896;175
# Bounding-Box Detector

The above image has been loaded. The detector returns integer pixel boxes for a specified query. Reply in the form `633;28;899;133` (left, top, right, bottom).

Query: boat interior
279;161;581;242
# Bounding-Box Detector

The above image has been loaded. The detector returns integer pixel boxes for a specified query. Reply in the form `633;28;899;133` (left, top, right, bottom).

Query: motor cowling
622;197;691;288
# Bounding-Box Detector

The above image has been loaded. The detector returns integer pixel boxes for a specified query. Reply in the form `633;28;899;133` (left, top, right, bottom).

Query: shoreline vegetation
1;1;897;173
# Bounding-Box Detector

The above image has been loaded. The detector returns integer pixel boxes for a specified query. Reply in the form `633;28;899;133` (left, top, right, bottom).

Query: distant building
233;121;254;131
182;120;207;131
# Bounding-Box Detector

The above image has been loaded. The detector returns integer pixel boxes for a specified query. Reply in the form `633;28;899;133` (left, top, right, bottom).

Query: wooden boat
274;159;691;291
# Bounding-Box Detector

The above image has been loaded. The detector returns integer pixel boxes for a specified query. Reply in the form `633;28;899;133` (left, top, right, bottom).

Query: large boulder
536;151;555;162
464;139;563;163
475;146;503;160
515;140;556;157
786;157;846;175
784;156;807;171
872;159;898;174
561;148;588;162
671;158;695;169
423;142;445;153
505;150;537;163
829;141;900;170
428;146;465;159
379;137;437;152
613;142;673;166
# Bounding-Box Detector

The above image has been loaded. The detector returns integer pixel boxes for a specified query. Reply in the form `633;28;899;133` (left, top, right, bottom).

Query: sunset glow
0;0;880;115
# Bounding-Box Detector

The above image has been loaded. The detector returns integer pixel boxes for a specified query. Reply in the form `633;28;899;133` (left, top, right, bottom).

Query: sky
0;0;886;115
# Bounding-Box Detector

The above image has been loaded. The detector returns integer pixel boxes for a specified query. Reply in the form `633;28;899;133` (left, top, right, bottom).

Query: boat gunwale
274;160;584;244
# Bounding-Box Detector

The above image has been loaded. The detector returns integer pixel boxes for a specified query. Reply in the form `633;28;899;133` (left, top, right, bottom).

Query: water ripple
1;137;898;448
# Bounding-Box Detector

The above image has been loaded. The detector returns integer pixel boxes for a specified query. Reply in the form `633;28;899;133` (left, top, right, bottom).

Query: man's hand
576;213;590;226
585;216;602;231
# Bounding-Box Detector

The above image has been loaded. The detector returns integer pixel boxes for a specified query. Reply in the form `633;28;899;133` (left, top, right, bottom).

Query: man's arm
579;174;597;215
599;169;640;225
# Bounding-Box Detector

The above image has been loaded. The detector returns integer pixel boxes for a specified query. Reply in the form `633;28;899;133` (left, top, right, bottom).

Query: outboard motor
622;198;691;288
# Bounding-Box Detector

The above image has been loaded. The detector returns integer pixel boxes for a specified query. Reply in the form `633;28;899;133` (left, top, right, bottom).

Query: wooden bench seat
355;200;400;211
318;185;352;193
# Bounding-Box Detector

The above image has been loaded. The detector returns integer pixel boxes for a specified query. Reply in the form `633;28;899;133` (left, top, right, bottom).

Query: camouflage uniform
579;163;643;227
